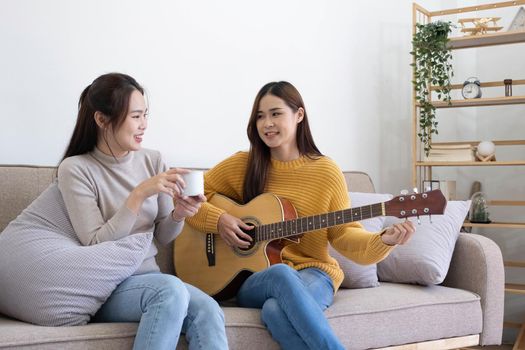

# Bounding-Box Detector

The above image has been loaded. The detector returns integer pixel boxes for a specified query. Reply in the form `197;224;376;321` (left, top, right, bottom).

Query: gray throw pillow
377;200;470;285
329;192;392;289
0;183;152;326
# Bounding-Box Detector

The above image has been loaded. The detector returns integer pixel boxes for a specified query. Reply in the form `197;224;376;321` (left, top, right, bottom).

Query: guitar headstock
385;189;447;219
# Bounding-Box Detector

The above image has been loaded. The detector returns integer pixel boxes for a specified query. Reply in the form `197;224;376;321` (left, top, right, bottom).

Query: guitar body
174;189;446;300
174;193;298;300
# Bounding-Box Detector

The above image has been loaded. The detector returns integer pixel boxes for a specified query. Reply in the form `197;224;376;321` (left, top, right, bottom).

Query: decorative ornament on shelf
475;140;496;162
469;192;491;223
459;17;502;36
504;79;513;96
508;7;525;32
461;77;482;99
411;21;455;156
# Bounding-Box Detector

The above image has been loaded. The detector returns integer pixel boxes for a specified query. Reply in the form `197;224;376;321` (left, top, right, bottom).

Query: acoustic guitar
174;190;446;300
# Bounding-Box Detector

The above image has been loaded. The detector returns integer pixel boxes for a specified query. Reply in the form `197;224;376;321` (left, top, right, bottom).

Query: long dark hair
243;81;322;202
59;73;144;163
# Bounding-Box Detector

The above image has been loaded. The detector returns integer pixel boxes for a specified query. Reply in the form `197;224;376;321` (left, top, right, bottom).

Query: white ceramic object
477;141;495;157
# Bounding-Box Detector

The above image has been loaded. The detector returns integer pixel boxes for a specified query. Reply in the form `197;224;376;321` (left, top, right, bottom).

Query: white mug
181;170;204;196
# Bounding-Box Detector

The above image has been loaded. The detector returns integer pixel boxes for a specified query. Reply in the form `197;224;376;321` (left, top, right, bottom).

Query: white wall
0;0;427;194
1;0;524;343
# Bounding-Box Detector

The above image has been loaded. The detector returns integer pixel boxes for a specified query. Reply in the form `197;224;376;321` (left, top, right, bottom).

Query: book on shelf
424;144;475;162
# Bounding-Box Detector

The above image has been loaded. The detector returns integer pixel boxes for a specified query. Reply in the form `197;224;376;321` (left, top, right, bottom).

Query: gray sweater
57;147;183;274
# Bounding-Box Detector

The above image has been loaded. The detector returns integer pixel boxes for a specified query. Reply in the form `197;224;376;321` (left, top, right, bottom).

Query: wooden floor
463;345;514;350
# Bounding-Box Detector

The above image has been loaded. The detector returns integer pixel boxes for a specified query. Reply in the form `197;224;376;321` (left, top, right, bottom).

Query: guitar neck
255;203;385;241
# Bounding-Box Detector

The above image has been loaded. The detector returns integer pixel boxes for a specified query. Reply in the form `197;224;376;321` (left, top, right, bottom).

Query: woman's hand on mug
126;168;189;214
135;168;189;200
172;194;207;222
217;213;253;248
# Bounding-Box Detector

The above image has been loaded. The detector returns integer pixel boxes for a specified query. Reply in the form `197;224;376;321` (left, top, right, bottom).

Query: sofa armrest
442;233;504;346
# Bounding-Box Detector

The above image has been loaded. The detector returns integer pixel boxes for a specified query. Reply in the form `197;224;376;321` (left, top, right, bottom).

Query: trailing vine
411;21;454;156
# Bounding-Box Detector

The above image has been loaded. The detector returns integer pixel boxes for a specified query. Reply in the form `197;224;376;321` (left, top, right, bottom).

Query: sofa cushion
0;315;137;350
222;283;481;349
0;183;152;327
0;283;482;350
329;192;392;288
327;283;482;349
378;200;470;285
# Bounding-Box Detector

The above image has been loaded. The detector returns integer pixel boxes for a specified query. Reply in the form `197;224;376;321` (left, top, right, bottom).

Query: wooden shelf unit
507;284;525;295
416;160;525;166
431;96;525;108
448;30;525;49
506;261;525;268
463;222;525;229
412;2;525;348
431;79;525;91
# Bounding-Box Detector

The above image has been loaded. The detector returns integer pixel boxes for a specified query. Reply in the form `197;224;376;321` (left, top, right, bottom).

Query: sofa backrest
0;165;57;232
0;165;375;274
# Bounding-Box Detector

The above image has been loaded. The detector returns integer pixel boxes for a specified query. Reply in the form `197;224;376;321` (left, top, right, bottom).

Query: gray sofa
0;165;504;350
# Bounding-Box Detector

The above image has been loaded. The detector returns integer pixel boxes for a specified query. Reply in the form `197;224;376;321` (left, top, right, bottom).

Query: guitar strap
206;233;216;266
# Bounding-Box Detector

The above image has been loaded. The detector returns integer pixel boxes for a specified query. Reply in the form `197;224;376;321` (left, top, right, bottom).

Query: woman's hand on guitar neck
218;213;253;248
381;221;416;246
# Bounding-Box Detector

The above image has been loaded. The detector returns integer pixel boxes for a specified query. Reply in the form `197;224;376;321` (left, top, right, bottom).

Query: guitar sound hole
239;223;257;251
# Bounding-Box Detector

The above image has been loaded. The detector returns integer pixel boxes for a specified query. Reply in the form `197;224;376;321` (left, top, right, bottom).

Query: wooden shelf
505;321;523;329
432;140;525;147
416;160;525;166
506;283;525;295
429;0;525;17
506;261;525;268
430;95;525;108
447;30;525;50
463;221;525;229
431;79;525;91
490;201;525;206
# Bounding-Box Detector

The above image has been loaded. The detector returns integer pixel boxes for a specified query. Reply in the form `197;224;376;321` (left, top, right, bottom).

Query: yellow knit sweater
186;151;394;291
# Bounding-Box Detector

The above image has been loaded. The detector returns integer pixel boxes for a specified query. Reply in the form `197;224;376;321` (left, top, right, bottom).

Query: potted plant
411;21;454;156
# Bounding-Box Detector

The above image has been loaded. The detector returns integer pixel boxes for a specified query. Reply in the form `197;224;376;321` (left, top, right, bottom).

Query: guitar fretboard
254;203;384;241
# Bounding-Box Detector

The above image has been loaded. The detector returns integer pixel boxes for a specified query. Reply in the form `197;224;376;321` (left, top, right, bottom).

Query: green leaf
411;20;454;154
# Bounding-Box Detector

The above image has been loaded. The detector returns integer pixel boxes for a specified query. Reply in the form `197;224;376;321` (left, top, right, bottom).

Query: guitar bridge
206;233;215;266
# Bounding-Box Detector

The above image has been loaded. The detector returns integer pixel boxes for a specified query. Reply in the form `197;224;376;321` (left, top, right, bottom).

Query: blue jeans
92;272;228;350
236;264;344;350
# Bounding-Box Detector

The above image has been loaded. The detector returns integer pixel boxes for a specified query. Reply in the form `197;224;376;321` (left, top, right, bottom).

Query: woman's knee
145;274;190;311
198;295;223;317
187;284;224;320
266;264;299;285
267;263;296;276
261;298;282;325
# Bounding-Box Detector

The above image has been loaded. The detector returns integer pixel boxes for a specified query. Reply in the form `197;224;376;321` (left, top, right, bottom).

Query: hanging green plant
411;21;454;156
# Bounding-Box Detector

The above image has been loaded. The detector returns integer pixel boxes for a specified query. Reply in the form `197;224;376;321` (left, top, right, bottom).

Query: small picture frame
422;180;456;200
508;7;525;32
422;180;440;192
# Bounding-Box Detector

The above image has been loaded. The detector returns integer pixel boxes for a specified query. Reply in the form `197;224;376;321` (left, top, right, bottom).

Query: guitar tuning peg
400;189;409;195
413;187;419;194
429;214;432;224
424;185;432;192
417;215;421;225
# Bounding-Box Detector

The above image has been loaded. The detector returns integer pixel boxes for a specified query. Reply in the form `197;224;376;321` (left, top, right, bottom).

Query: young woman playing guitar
185;81;416;349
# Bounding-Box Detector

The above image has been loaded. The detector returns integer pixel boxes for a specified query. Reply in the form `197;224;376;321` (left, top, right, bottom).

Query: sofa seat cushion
222;283;482;350
329;283;482;349
0;283;482;350
0;315;137;349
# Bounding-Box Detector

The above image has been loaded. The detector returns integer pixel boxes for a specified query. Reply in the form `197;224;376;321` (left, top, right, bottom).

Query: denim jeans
236;264;344;350
92;272;228;350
